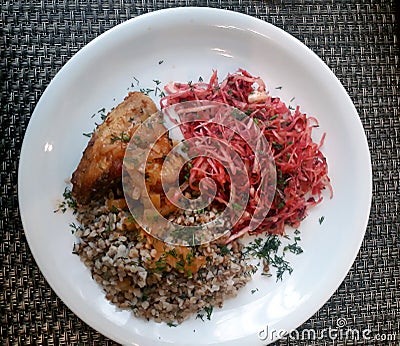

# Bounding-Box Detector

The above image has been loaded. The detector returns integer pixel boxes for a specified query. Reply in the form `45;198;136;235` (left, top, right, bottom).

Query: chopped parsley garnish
277;201;285;209
54;187;77;214
139;80;165;97
184;172;190;181
139;87;154;95
219;245;230;255
244;233;303;281
110;132;131;143
165;248;178;258
166;322;177;327
175;258;185;272
319;216;325;224
83;131;93;138
185;251;195;266
272;142;284;150
204;306;213;320
110;205;119;213
274;254;293;280
284;240;303;255
196;313;204;321
96;107;107;121
154;80;165;96
154;256;167;273
69;222;83;234
196;306;213;321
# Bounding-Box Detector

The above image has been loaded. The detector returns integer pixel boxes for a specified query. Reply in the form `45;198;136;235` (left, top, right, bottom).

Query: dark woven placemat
1;0;399;345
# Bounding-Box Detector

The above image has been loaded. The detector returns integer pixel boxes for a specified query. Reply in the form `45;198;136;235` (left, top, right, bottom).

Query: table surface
1;1;399;345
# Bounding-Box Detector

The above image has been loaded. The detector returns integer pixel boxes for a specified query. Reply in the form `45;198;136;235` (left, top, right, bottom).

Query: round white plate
18;7;372;345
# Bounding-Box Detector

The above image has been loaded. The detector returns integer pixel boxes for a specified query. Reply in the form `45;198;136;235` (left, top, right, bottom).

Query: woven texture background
1;0;399;345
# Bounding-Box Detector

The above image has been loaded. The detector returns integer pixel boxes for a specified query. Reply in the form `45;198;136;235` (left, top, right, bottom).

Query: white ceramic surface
18;7;372;345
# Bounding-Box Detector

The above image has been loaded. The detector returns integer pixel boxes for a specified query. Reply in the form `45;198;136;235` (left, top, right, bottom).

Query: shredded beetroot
161;69;332;242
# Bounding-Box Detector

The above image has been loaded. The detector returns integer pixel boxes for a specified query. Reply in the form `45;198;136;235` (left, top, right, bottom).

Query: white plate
18;7;372;346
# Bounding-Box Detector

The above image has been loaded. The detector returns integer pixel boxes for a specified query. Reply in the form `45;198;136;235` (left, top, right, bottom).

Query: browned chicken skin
71;92;158;204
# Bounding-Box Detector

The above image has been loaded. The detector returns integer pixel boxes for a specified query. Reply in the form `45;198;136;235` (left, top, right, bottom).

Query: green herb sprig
54;187;77;214
204;306;213;320
110;132;131;143
244;233;303;281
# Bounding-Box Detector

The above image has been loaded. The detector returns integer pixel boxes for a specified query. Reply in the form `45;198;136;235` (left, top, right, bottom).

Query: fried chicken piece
71;92;158;205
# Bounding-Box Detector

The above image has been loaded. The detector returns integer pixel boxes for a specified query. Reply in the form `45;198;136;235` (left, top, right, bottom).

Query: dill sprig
110;131;131;143
54;186;77;214
204;306;213;320
244;233;303;281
